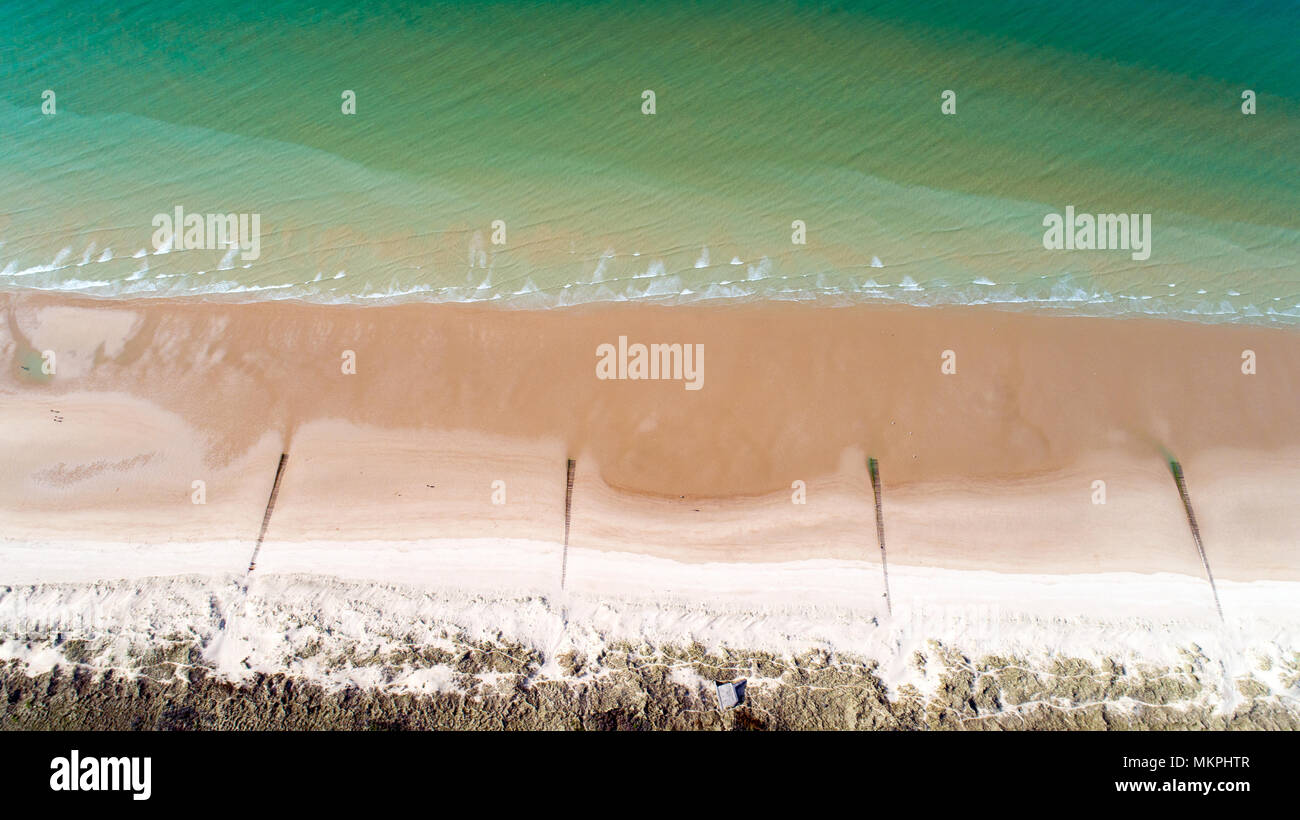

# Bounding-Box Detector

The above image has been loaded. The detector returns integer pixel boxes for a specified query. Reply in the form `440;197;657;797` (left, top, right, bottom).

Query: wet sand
1;291;1299;590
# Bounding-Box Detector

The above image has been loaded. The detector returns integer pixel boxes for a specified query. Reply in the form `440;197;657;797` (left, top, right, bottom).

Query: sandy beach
2;291;1299;726
3;290;1299;573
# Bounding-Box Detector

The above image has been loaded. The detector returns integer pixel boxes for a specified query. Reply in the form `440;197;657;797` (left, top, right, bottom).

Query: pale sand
1;291;1298;707
3;292;1298;575
2;292;1299;674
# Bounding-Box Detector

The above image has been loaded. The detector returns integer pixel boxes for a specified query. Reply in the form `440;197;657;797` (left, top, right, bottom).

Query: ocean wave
1;241;1297;325
11;274;1295;327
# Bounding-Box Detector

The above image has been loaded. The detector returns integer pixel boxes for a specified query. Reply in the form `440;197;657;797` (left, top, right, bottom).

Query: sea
1;0;1297;321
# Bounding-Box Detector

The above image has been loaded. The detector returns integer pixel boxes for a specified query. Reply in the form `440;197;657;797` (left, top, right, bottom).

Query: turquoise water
1;1;1297;320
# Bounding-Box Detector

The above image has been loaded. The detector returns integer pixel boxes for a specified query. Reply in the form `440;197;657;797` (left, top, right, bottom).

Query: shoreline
6;283;1300;330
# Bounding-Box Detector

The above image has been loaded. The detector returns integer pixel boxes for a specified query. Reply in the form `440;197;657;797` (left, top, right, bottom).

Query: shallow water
1;1;1297;321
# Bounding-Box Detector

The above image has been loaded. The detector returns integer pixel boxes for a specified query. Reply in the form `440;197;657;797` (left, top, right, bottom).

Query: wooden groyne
247;453;289;574
868;457;893;616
